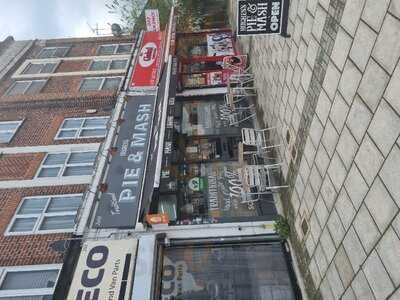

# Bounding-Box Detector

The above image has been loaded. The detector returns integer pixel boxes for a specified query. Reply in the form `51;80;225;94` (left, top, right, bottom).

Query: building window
97;43;133;55
89;59;128;71
79;77;122;91
36;151;97;178
22;62;57;74
6;194;83;234
5;80;46;95
37;47;70;58
0;120;23;143
55;116;109;139
0;265;60;299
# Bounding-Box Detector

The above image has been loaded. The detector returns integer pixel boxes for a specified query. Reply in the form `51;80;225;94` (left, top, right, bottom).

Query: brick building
0;34;135;299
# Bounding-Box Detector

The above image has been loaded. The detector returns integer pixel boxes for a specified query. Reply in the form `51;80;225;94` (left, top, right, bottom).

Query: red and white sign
130;31;164;89
145;9;160;31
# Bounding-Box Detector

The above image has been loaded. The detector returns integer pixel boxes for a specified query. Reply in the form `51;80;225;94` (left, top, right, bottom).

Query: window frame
5;193;83;236
88;58;128;71
5;80;47;96
37;46;70;59
35;151;97;179
79;76;123;91
55;116;109;140
97;43;134;55
21;62;59;75
0;264;62;298
0;120;23;143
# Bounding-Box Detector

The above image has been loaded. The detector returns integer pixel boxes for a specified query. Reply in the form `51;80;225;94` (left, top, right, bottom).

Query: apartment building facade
0;34;136;299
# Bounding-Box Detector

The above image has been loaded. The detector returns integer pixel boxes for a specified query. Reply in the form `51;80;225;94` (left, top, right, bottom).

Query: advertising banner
94;95;156;228
67;239;137;300
130;31;164;89
237;0;284;36
206;32;235;56
145;9;160;31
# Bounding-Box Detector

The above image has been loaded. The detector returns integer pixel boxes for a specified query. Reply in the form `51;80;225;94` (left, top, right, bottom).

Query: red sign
130;31;164;88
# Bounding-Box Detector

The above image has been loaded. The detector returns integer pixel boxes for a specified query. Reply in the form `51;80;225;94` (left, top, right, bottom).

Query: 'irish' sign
237;0;284;36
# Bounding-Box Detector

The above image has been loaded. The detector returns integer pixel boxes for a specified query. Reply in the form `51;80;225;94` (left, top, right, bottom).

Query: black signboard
237;0;289;36
94;94;156;228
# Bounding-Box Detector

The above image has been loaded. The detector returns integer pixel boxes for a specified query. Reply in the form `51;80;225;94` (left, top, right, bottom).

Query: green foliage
274;215;290;239
106;0;172;33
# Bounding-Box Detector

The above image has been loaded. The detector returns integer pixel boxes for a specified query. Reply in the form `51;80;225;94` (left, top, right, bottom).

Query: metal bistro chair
241;127;282;157
229;108;256;126
238;164;288;204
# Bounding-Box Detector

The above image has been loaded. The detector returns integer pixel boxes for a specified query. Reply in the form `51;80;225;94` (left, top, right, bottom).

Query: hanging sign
130;31;164;88
237;0;284;36
67;239;137;300
145;9;160;31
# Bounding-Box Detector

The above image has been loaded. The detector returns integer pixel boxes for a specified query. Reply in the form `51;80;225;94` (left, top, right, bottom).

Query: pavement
228;0;400;299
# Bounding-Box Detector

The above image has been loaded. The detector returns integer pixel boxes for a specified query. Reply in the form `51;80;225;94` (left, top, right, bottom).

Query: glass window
89;59;127;71
89;61;109;71
37;151;97;178
22;63;57;74
38;47;69;58
56;116;108;139
160;243;296;300
6;80;46;95
79;77;122;91
0;120;23;143
7;194;83;234
97;43;133;55
116;44;133;54
0;265;60;299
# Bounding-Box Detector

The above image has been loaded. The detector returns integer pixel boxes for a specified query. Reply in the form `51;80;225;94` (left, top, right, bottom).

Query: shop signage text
130;31;164;88
94;95;156;228
145;9;160;31
67;239;137;300
237;0;284;36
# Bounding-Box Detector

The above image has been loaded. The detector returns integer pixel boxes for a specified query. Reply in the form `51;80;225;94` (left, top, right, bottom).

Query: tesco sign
67;239;137;300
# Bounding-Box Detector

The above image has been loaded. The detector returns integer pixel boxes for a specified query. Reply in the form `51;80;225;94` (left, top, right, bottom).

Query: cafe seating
241;127;282;157
237;163;288;204
229;108;256;126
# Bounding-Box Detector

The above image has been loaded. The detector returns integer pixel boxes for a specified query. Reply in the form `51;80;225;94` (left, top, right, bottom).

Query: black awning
139;56;178;222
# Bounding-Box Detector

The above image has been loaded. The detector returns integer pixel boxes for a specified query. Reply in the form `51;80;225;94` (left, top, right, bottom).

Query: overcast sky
0;0;122;41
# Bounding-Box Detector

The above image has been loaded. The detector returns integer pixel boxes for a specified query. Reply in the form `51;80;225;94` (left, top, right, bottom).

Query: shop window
0;120;23;143
5;80;47;95
89;59;128;71
22;62;57;74
160;243;296;299
37;47;70;58
79;77;122;91
0;265;60;299
97;43;133;55
6;194;82;235
36;151;97;178
55;116;108;140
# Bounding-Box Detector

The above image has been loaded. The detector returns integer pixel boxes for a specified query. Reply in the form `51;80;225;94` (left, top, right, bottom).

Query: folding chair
237;164;288;204
241;127;281;155
229;108;256;126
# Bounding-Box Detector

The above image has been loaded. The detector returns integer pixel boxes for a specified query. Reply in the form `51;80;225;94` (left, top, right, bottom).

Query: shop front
146;58;277;226
59;234;300;300
176;30;237;91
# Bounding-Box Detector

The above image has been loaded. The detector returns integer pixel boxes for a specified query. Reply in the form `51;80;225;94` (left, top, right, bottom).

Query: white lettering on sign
270;2;281;31
113;103;153;208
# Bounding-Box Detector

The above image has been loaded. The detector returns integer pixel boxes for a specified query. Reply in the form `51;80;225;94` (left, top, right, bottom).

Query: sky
0;0;123;41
